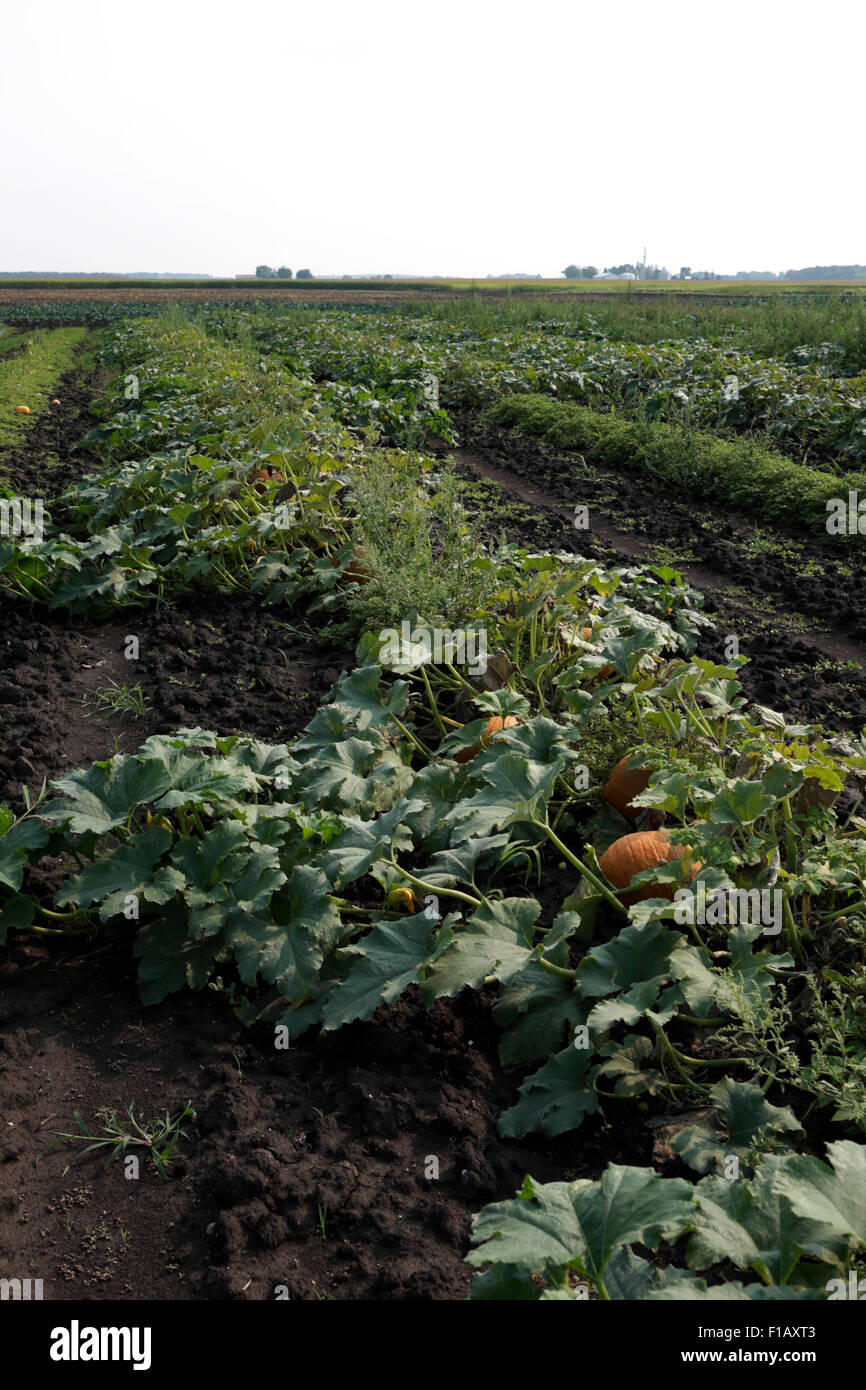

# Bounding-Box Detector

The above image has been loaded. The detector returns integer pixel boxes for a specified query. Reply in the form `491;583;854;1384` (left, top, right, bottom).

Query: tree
276;266;293;279
563;264;598;279
679;267;692;279
255;265;276;278
296;268;313;279
563;264;580;279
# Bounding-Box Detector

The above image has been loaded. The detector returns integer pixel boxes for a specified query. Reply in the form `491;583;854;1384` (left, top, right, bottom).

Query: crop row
220;304;866;472
2;311;866;1300
488;394;866;536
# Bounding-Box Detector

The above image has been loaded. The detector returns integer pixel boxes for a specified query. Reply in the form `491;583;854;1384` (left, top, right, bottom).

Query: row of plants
3;309;866;1301
0;318;455;614
487;394;866;536
0;326;89;452
7;296;866;473
209;303;866;471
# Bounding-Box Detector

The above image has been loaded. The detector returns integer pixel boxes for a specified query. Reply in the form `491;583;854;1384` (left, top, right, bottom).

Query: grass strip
0;327;90;450
487;393;866;538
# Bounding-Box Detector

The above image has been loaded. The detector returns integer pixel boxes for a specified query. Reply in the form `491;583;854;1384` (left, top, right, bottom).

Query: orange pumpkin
598;830;697;905
50;398;61;406
604;754;653;820
14;405;30;415
330;544;370;583
251;467;285;495
454;714;520;764
580;624;614;677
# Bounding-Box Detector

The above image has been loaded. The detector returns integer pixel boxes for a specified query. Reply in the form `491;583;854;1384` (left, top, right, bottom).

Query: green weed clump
344;458;497;633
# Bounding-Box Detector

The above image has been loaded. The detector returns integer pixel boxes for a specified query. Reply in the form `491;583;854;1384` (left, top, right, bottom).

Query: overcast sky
1;0;862;278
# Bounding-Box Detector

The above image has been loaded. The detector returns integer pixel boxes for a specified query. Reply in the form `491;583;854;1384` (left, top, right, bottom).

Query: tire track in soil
451;414;866;732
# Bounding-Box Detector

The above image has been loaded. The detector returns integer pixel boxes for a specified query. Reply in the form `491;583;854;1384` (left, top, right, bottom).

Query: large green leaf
422;834;510;887
134;903;224;1004
444;753;563;842
0;893;36;943
569;1166;697;1286
45;757;173;835
494;957;586;1066
769;1141;866;1248
709;778;778;827
228;864;339;999
420;897;540;1002
0;818;50;891
296;735;381;808
672;1079;802;1176
468;1166;695;1291
327;663;410;728
56;826;185;920
576;919;685;1000
321;910;456;1030
320;797;423;889
689;1167;845;1284
587;978;681;1031
497;1045;598;1138
467;1175;592;1280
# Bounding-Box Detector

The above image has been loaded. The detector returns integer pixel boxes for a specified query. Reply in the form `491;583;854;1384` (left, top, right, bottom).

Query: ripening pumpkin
598;829;697;906
386;886;418;913
251;467;285;495
580;624;614;677
14;405;30;415
327;544;370;583
482;714;520;747
454;714;520;764
603;754;653;820
50;398;61;406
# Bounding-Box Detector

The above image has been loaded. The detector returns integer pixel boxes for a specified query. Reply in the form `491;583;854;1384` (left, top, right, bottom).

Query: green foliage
489;393;866;533
0;327;88;451
467;1141;866;1300
4;298;866;1304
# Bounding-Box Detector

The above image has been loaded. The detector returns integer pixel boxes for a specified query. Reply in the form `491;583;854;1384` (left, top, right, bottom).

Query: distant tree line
563;262;866;284
783;265;866;280
563;262;671;280
255;266;313;279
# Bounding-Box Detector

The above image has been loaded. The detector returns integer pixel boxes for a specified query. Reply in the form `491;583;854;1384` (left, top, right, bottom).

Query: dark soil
0;939;653;1301
453;410;866;732
0;599;352;813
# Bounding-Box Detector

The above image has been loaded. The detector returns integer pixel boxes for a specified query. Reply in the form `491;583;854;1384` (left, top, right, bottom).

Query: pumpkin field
2;284;866;1305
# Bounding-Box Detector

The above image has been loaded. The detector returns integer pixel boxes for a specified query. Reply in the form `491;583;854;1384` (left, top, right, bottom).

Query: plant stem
533;819;628;917
420;665;447;737
389;858;482;909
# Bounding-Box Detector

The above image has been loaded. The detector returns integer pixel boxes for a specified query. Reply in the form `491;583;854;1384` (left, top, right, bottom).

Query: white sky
1;0;862;278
